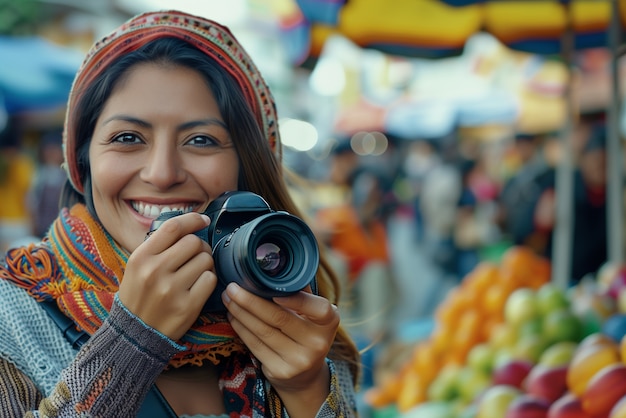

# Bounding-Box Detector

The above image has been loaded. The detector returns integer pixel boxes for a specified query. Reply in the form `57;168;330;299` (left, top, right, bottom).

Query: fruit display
365;247;626;418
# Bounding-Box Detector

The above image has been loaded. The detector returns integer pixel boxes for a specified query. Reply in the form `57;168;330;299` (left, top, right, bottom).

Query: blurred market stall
277;0;626;289
0;36;82;116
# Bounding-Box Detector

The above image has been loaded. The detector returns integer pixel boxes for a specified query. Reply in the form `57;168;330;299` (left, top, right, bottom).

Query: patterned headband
63;10;281;194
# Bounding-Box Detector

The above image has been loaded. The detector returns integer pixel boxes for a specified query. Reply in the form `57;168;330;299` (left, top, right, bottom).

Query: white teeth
131;202;194;218
149;206;160;218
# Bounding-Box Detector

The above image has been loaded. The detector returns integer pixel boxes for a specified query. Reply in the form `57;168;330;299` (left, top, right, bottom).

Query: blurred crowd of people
290;112;611;351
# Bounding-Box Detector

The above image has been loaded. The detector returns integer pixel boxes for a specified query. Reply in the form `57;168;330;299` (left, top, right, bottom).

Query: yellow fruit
567;340;621;396
504;288;539;327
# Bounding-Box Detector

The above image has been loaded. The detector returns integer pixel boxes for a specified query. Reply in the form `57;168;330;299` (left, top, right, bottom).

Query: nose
140;141;185;189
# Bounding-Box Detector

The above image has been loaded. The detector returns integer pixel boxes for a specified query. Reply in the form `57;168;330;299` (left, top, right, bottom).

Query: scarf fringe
0;244;66;301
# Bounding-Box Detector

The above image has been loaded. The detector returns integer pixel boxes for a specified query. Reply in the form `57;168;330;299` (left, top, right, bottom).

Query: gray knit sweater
0;280;358;417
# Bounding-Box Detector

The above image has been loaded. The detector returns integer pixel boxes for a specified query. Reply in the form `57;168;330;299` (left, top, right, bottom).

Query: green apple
542;308;583;344
490;323;518;349
538;341;578;367
456;367;492;404
427;364;462;402
492;347;516;370
512;333;549;363
517;317;543;338
467;343;496;375
505;288;539;327
476;385;522;418
535;283;570;314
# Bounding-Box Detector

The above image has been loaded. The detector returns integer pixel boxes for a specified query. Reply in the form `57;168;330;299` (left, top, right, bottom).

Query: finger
224;283;338;346
227;311;291;367
187;270;218;311
228;308;329;383
150;233;211;277
223;285;297;344
145;212;211;253
273;292;339;326
175;249;215;290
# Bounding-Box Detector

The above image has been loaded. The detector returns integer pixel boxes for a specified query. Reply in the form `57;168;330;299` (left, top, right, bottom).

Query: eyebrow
102;115;228;131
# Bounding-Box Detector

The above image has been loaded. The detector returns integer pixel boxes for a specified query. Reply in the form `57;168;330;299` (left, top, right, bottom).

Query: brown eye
113;133;142;144
186;135;218;147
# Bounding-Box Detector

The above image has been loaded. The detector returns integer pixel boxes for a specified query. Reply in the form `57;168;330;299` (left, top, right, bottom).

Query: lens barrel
213;212;319;299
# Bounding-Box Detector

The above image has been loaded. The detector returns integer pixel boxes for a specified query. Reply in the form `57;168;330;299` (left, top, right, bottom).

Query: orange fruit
480;316;504;341
500;246;539;277
364;374;402;407
431;326;455;356
458;309;482;337
410;343;439;383
464;261;499;293
397;369;427;412
483;283;510;316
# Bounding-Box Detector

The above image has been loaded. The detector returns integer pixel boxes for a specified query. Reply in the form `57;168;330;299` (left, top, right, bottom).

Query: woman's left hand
222;283;339;415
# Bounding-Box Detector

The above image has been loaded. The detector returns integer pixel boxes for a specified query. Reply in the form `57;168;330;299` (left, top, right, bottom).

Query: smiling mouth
131;201;195;219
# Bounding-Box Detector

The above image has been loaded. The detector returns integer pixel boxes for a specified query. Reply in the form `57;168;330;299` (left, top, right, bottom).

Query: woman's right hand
118;212;217;340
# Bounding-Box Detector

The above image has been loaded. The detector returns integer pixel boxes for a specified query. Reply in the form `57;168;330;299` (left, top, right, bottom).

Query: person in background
497;133;553;250
315;163;397;345
534;120;608;285
0;116;35;253
419;138;463;278
0;10;359;417
403;139;439;244
27;129;67;238
452;158;482;279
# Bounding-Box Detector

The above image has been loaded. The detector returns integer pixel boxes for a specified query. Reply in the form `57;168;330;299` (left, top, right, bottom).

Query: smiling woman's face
89;63;240;252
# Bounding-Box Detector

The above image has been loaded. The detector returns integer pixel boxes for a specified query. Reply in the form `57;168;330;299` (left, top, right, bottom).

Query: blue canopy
0;36;83;115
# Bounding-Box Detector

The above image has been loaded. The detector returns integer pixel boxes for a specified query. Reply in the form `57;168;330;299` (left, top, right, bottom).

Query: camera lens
256;241;287;276
213;212;319;299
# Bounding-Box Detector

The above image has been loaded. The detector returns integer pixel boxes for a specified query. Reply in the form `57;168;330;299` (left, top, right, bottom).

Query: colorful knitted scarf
0;204;284;416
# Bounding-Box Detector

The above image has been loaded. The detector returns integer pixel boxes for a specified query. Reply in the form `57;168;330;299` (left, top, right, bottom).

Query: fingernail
221;289;231;305
225;283;239;297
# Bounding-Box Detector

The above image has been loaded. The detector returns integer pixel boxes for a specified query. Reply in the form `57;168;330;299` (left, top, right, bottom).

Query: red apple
493;359;535;389
581;363;626;417
548;393;589;418
525;364;569;403
506;395;550;418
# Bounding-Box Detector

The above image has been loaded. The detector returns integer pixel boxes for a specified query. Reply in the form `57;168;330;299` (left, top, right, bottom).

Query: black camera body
148;191;319;313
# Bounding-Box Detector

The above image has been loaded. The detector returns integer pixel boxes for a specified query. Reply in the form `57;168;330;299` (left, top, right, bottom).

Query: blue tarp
0;36;82;115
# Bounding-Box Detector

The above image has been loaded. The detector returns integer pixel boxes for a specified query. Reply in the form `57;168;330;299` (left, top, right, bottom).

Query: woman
0;10;360;417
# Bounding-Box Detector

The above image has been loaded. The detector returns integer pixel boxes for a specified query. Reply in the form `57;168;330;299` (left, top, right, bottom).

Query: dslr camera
148;191;319;313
